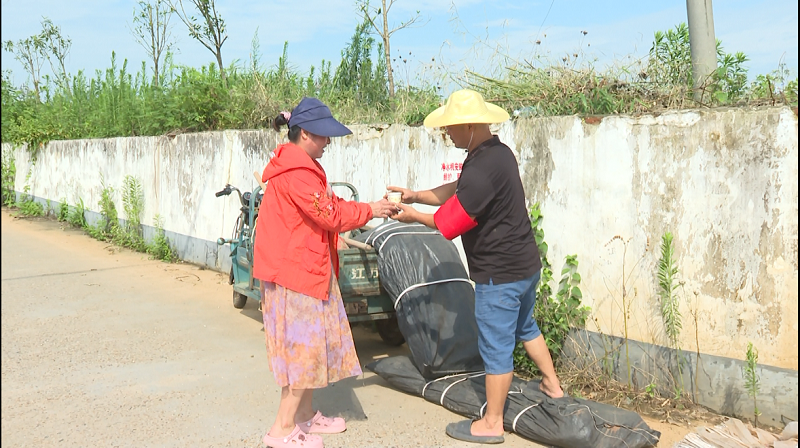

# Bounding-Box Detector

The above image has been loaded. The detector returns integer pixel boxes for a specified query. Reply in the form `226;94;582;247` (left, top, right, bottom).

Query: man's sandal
297;410;346;434
262;425;323;448
445;419;505;444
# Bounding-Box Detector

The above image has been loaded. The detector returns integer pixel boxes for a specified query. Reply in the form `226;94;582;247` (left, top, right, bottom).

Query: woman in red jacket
254;97;396;448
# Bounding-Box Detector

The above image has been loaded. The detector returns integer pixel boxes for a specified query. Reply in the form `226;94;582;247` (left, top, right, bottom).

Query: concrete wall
512;108;798;372
4;106;797;424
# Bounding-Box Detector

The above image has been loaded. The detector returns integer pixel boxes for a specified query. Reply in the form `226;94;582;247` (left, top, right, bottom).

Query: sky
1;0;798;92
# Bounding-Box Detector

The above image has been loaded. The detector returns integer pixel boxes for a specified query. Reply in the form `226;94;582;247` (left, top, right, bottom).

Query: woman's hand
369;199;399;219
385;186;418;204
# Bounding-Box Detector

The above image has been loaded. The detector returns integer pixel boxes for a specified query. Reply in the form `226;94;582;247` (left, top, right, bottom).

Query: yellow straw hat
423;89;510;128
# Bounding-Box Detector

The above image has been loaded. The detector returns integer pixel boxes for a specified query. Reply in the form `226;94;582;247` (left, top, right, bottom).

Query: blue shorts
474;271;542;375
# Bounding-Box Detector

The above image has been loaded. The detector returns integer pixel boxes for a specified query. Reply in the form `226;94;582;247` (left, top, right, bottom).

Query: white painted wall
4;106;797;371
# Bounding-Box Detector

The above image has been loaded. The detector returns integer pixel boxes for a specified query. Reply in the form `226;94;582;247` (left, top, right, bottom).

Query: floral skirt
259;273;362;389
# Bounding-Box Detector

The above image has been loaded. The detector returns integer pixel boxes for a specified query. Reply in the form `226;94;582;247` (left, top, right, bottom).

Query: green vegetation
744;342;761;427
1;151;15;206
467;23;796;117
1;12;439;153
2;19;795;152
3;174;179;263
16;199;44;216
470;23;796;117
57;197;69;222
658;232;685;398
514;203;591;376
147;214;179;263
67;198;87;228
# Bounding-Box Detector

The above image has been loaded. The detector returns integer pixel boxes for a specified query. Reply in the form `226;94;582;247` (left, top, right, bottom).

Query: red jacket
253;143;373;300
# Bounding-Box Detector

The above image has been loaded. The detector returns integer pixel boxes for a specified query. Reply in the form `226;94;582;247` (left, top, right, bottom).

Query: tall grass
2;22;796;152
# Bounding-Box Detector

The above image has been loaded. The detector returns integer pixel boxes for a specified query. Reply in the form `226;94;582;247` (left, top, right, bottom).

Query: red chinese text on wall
442;162;462;182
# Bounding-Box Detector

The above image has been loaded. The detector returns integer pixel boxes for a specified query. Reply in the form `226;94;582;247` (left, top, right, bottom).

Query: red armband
434;195;478;240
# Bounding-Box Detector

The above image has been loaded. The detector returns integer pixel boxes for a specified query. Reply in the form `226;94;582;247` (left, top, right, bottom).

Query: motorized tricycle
214;181;405;345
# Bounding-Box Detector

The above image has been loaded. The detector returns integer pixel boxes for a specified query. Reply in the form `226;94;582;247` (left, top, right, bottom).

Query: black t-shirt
456;135;542;284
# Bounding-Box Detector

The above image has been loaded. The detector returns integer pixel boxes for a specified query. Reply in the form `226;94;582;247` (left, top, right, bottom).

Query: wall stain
239;130;277;157
408;134;420;151
721;382;742;417
514;117;564;204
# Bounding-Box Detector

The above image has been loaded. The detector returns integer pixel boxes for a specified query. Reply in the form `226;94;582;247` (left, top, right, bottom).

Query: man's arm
387;181;457;207
416;181;457;206
392;199;477;241
393;205;437;228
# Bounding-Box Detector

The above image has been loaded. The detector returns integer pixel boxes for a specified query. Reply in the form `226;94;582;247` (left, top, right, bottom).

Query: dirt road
1;209;689;447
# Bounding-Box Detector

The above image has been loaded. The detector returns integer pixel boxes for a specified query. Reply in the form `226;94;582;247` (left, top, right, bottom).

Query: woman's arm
289;172;396;232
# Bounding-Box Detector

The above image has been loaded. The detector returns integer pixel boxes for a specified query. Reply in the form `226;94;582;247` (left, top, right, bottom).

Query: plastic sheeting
361;222;484;378
359;221;661;447
367;356;661;448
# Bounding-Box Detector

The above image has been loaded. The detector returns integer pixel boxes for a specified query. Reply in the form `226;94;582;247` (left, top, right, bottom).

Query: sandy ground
1;208;693;447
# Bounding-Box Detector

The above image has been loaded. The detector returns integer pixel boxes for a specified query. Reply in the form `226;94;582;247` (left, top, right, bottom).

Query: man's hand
386;186;418;204
391;203;438;229
391;203;419;223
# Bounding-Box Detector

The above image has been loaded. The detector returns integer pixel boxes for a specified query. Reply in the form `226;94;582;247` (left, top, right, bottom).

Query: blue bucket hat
288;97;352;138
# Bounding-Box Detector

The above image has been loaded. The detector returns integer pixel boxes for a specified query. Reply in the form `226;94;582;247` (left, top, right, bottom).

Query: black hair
272;113;302;143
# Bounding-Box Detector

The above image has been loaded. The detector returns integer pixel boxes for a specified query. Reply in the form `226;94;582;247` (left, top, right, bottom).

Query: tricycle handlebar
215;184;245;206
215;185;231;197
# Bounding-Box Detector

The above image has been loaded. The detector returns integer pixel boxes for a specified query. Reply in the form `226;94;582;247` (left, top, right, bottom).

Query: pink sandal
297;410;347;434
262;425;323;448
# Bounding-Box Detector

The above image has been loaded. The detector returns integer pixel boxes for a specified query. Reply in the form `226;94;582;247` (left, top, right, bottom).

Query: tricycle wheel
375;317;405;346
233;291;248;309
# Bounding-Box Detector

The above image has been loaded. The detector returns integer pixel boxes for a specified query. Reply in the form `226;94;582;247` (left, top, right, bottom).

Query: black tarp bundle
362;222;485;378
358;222;661;448
367;356;661;448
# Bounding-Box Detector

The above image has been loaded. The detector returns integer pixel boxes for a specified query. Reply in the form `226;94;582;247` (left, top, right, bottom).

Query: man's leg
517;271;564;398
469;280;524;438
471;372;513;436
522;335;563;398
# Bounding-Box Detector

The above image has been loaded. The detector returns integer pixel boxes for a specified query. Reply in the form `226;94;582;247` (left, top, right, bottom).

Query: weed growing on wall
97;177;119;240
1;151;15;206
68;176;178;262
67;198;87;228
146;214;179;262
10;166;45;217
57;198;69;222
689;290;702;402
467;23;795;118
658;232;685;398
513;203;591;377
117;175;146;251
17;199;44;216
744;342;761;428
604;235;645;388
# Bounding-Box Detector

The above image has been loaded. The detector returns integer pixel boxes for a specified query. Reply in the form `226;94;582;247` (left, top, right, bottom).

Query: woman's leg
295;389;315;423
269;386;306;438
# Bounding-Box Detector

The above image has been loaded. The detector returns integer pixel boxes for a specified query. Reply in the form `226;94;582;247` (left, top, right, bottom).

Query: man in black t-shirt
390;89;564;444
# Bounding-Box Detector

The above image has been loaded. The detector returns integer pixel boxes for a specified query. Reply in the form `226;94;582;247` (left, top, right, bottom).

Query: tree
2;36;46;100
130;0;175;86
167;0;228;86
334;18;387;104
358;0;423;98
647;22;748;103
39;18;73;96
